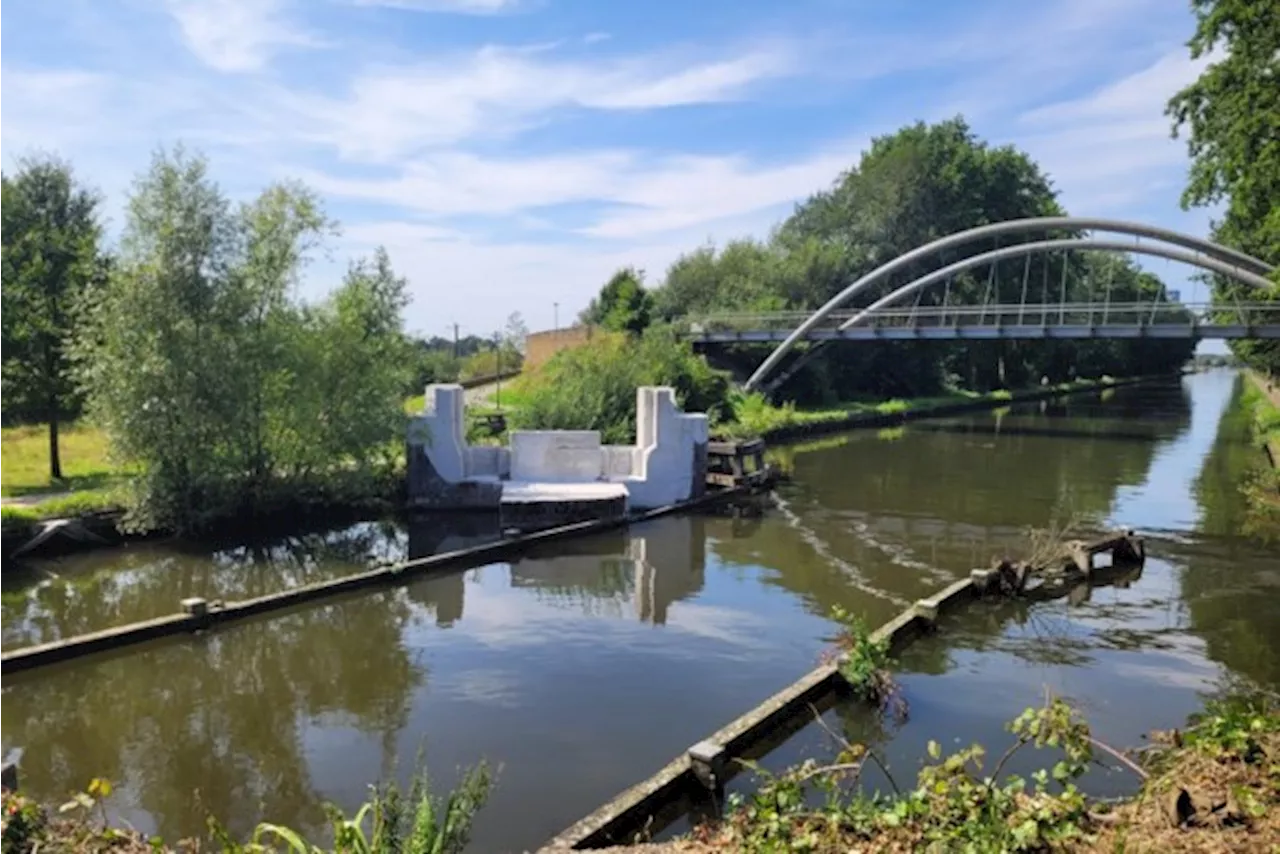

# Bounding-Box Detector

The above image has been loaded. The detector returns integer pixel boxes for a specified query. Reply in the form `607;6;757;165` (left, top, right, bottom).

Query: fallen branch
1089;737;1149;780
808;705;901;795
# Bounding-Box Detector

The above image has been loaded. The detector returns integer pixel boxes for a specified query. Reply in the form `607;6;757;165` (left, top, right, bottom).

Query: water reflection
3;373;1274;854
1;515;751;851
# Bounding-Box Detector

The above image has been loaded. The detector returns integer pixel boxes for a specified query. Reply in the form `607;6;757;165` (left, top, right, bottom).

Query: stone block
913;598;939;623
687;739;728;789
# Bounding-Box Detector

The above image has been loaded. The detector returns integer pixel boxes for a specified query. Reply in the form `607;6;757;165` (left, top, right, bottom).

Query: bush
512;326;731;443
460;347;521;381
71;150;414;534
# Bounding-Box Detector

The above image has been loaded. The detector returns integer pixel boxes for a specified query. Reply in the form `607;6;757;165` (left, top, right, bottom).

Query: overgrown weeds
1;761;493;854
826;606;904;718
685;691;1280;853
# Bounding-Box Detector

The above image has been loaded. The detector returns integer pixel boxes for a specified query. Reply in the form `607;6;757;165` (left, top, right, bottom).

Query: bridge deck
689;324;1280;343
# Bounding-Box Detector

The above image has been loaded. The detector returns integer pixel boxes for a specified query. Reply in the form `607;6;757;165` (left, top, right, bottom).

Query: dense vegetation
644;118;1196;405
510;327;731;443
1168;0;1280;377
1;156;105;472
2;149;418;534
518;117;1197;440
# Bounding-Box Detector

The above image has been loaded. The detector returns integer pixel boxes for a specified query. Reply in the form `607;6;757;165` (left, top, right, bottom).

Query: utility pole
493;330;503;409
452;322;460;358
553;302;559;332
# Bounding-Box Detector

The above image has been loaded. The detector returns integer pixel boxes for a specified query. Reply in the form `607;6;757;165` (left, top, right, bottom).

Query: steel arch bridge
673;217;1279;394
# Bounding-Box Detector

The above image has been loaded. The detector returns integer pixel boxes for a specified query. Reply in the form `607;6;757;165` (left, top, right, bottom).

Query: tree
73;147;412;532
1;155;103;480
503;311;529;355
1167;0;1280;375
581;267;654;334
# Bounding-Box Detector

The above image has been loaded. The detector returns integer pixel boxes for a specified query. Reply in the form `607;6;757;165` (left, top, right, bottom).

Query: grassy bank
718;376;1120;441
1244;371;1280;466
0;423;125;497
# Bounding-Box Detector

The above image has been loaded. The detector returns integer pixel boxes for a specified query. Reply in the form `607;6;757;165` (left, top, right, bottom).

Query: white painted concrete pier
406;384;709;527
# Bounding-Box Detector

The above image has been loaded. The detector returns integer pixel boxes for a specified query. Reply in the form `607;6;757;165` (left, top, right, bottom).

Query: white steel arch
744;218;1275;392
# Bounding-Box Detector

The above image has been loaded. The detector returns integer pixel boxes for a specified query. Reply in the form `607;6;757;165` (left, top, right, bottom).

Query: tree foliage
580;266;654;334
649;117;1196;402
513;326;731;443
1167;0;1280;375
1;155;104;478
72;148;413;533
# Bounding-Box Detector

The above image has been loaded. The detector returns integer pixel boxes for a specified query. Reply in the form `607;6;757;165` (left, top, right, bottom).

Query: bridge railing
679;301;1280;337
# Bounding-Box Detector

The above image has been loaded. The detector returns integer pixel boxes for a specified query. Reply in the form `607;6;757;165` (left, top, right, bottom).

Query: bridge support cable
828;238;1275;344
742;217;1274;392
1017;253;1031;326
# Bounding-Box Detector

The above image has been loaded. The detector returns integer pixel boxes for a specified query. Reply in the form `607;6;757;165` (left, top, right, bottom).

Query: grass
1;488;125;538
718;379;1114;441
0;422;123;497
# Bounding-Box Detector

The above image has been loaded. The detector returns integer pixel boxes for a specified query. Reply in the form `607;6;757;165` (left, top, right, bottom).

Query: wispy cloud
163;0;322;72
1;0;1206;334
1005;48;1207;214
347;0;523;13
282;44;796;160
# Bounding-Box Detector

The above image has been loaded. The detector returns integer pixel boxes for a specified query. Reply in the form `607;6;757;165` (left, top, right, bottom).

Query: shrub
512;326;730;443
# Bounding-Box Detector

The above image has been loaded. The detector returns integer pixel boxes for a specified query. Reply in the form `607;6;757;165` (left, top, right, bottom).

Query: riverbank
726;374;1141;443
554;692;1280;853
0;375;1152;560
1238;370;1280;541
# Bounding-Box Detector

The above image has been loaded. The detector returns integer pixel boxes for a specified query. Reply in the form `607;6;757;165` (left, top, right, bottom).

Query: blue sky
2;0;1219;339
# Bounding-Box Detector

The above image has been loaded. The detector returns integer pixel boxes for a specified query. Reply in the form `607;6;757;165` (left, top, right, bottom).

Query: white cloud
282;44;795;160
1002;49;1206;215
348;0;521;12
0;71;111;152
163;0;321;72
298;140;865;237
2;0;1211;334
1020;50;1209;126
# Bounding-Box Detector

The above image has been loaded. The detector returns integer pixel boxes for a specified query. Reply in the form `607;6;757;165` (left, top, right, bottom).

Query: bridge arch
744;218;1276;392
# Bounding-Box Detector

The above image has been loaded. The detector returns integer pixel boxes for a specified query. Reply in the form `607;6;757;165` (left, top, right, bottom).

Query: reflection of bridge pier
405;512;501;628
509;516;707;624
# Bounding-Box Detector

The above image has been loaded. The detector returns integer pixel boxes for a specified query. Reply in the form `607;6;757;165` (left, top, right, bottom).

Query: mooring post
912;598;940;624
688;739;729;795
970;568;997;593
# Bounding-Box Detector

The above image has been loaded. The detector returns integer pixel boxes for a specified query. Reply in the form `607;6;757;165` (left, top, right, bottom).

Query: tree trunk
48;396;63;482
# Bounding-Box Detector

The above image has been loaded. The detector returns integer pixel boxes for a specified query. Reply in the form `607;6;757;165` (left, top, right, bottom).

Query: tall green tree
1;155;103;479
581;266;654;334
652;116;1194;402
74;147;412;532
1167;0;1280;374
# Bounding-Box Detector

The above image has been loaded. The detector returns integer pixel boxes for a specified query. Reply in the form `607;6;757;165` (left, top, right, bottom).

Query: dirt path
0;492;61;508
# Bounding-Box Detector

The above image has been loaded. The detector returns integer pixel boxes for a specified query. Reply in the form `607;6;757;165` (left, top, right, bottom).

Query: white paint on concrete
409;384;708;510
500;481;628;503
509;431;605;482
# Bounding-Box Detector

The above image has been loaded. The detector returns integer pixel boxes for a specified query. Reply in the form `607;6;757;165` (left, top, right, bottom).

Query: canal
2;370;1275;852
